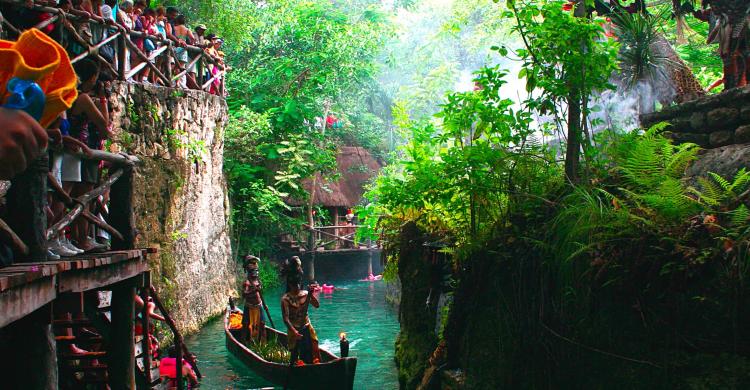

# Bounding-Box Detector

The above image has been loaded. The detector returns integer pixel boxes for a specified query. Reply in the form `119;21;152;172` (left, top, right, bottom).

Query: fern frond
729;168;750;193
709;172;732;193
665;143;699;177
728;204;750;227
645;121;672;136
696;176;724;206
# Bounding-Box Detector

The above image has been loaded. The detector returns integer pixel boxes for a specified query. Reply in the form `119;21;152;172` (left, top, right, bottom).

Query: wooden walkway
0;248;153;328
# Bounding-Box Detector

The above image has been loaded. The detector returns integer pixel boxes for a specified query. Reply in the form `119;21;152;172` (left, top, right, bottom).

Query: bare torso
243;279;262;306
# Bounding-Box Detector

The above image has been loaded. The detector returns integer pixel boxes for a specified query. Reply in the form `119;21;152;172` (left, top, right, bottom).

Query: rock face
686;144;750;186
393;223;439;389
640;86;750;148
107;82;237;334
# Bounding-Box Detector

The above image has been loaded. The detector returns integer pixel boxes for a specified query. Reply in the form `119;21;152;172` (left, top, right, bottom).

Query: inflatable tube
359;274;383;282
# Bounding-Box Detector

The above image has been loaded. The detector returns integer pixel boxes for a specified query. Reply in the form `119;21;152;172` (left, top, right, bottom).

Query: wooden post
306;101;331;253
307;206;316;253
332;207;340;249
309;252;316;282
109;166;135;250
108;277;136;389
140;272;152;384
165;42;173;87
176;339;184;390
3;306;57;390
117;30;127;81
198;54;205;91
6;155;48;262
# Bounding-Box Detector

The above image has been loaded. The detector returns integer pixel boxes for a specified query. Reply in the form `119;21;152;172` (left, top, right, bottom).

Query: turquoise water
185;277;400;389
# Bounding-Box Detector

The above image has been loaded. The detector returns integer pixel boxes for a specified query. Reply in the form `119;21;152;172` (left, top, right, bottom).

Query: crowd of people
0;0;228;94
46;57;111;259
0;1;230;262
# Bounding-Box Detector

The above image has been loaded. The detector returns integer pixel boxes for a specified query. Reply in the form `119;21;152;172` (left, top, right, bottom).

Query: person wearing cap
242;255;266;343
203;33;226;94
194;24;210;48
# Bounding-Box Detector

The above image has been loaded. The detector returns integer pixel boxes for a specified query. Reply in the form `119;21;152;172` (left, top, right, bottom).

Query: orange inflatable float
0;28;78;127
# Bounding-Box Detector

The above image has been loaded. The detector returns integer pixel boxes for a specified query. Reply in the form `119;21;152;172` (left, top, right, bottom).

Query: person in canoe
242;255;266;343
281;256;321;366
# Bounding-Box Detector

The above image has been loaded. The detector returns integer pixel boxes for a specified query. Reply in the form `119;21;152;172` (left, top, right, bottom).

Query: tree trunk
565;91;582;184
564;1;587;184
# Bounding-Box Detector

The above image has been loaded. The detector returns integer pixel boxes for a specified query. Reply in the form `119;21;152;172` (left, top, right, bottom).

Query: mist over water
377;0;521;120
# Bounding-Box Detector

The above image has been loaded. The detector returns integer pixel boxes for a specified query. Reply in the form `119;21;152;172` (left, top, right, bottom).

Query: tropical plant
609;7;671;89
360;68;562;249
504;0;619;181
696;169;750;208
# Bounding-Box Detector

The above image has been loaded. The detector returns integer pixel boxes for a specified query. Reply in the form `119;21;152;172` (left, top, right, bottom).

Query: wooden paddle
258;288;275;329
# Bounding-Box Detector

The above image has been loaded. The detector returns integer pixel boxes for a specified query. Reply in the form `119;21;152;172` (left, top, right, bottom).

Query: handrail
0;218;29;255
44;149;139;242
3;1;226;94
45;168;124;241
311;225;364;229
148;285;202;384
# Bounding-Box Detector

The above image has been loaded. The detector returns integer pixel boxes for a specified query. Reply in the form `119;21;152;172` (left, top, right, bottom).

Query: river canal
185;256;399;389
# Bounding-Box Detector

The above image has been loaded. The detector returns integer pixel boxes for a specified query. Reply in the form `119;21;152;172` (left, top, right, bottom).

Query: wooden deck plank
0;248;155;328
57;257;148;293
0;273;28;292
31;261;73;272
0;263;58;277
0;275;56;328
0;269;44;283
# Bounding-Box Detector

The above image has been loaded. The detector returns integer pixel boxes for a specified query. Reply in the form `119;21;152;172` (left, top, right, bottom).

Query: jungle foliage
161;0;396;257
358;0;750;386
156;0;750;382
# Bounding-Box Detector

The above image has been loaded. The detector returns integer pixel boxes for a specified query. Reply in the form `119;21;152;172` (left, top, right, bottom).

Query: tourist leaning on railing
47;111;93;258
60;58;111;255
172;14;199;89
140;7;156;83
205;34;227;96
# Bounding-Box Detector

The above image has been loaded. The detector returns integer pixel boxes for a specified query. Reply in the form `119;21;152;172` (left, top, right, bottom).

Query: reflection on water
185;276;399;389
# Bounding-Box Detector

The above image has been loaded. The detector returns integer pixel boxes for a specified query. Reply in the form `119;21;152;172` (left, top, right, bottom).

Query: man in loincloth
281;256;321;365
242;255;266;342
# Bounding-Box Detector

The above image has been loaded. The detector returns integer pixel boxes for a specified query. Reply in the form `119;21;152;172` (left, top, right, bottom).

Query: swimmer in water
360;273;383;281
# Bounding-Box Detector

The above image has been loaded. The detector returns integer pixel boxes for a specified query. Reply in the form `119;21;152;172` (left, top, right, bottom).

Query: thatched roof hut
286;146;383;207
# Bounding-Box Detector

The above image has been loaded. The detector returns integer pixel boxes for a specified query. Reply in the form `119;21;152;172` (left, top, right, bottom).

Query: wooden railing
1;147;139;263
147;284;201;389
47;150;139;244
303;224;377;251
0;1;226;94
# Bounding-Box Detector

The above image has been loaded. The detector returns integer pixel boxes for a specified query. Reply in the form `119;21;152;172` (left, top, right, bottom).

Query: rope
540;322;662;368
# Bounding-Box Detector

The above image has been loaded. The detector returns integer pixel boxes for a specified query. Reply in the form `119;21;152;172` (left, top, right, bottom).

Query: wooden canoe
224;310;357;390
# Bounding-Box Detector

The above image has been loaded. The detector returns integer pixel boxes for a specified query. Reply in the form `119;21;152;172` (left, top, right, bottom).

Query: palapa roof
286;146;383;207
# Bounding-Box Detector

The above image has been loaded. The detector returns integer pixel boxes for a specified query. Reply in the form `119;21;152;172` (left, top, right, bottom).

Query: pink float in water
359;273;382;282
322;284;335;294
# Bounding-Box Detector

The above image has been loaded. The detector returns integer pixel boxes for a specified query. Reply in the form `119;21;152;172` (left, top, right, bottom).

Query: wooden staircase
136;334;166;390
53;316;110;389
52;286;173;390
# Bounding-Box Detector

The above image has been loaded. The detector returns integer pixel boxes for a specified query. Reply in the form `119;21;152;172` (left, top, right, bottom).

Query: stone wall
107;82;237;334
640;86;750;148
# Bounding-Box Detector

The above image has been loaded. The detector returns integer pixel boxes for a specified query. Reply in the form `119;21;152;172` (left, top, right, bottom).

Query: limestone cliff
107;82;237;334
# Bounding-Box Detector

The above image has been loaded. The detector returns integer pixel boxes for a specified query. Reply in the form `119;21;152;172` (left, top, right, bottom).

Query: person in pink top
159;346;198;388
